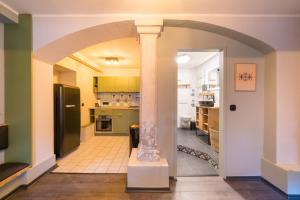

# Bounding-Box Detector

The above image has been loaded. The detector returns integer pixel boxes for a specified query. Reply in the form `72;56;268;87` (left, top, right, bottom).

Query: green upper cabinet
98;76;115;92
115;77;129;92
96;76;140;93
128;77;140;92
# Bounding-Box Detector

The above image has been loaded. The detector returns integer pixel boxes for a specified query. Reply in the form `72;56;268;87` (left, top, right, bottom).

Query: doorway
176;50;223;177
51;37;141;174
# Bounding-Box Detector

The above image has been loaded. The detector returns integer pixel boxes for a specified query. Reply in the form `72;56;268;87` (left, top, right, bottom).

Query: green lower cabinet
95;109;139;135
95;109;113;117
113;110;130;134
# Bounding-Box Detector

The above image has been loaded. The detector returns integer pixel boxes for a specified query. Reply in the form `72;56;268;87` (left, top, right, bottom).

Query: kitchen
92;75;139;136
52;37;140;173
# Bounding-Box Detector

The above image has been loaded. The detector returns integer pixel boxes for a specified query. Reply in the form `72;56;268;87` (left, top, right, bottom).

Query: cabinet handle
66;105;76;108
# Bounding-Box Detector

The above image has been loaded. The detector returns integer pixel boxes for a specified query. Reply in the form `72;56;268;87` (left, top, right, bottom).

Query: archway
32;19;275;178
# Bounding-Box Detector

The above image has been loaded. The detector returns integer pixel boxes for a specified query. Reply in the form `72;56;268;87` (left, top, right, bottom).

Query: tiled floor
177;128;219;176
53;136;129;174
177;151;218;176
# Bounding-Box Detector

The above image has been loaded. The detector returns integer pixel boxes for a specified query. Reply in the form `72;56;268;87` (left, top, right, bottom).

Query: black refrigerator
54;84;81;158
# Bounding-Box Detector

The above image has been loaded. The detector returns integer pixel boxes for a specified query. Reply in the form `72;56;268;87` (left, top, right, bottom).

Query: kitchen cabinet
128;77;140;92
97;77;115;92
114;77;129;92
96;76;140;93
94;108;139;135
113;110;129;133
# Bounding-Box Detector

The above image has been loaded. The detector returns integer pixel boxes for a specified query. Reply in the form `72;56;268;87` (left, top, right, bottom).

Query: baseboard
225;176;261;181
261;178;300;200
226;175;300;199
25;154;56;184
0;173;26;199
126;185;171;193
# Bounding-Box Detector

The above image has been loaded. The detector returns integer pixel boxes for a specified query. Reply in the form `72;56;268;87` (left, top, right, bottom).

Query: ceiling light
105;57;119;66
176;54;191;64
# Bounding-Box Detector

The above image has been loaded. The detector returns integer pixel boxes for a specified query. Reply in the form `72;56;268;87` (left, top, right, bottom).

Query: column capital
135;19;163;35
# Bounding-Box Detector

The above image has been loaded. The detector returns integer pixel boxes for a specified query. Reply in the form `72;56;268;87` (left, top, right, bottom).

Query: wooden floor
6;173;288;200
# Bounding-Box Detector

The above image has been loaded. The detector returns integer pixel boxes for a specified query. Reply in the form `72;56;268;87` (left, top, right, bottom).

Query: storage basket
209;128;219;153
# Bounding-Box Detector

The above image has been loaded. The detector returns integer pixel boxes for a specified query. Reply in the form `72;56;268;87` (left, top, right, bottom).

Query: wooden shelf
196;106;219;137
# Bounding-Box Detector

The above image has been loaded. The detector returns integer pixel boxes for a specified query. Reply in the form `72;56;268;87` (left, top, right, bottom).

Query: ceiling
72;37;140;70
177;51;219;69
2;0;300;15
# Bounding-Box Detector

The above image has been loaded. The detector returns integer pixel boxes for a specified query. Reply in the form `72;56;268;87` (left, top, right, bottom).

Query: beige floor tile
53;136;129;174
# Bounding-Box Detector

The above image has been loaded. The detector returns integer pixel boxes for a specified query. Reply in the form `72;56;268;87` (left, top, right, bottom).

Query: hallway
7;173;287;200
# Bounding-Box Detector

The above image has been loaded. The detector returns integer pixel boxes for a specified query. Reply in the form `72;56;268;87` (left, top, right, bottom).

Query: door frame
174;48;227;178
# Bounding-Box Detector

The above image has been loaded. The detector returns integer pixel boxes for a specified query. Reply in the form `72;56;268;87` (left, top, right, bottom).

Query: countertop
92;106;139;110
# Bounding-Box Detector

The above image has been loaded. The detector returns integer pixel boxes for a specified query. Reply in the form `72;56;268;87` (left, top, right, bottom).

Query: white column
127;20;169;189
135;20;163;162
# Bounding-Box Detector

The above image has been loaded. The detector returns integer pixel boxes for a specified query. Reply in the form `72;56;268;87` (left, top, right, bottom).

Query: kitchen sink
199;101;214;107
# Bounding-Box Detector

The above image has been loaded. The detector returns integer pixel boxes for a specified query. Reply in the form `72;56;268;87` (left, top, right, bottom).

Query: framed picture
235;63;256;91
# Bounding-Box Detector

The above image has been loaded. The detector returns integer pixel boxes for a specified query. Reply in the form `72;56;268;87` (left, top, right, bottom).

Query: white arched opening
32;18;277;181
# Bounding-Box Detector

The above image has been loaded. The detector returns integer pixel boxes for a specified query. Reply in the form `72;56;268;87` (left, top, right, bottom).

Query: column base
127;148;169;189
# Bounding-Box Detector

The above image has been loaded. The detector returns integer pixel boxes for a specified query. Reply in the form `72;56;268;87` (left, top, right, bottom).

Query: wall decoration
235;63;256;91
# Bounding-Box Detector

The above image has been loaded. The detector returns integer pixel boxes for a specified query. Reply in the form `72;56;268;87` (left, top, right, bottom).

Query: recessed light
176;54;191;64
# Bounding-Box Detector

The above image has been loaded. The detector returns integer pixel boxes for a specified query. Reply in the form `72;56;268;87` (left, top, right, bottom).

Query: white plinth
127;148;169;189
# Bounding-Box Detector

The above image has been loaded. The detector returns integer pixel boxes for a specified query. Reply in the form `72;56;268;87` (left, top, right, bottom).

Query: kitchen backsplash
97;93;140;106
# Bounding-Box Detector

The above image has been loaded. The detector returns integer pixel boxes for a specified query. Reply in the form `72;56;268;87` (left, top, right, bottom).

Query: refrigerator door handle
65;105;76;108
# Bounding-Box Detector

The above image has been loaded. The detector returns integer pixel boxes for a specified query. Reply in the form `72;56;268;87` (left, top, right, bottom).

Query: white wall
31;58;56;167
101;68;140;76
57;57;99;126
195;53;220;106
263;52;277;163
276;51;300;165
0;23;4;164
53;69;60;83
157;27;264;177
56;70;76;86
29;14;300;180
32;15;300;56
177;68;197;127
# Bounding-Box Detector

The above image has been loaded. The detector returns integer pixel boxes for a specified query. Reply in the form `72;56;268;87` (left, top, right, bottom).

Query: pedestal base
127;148;169;189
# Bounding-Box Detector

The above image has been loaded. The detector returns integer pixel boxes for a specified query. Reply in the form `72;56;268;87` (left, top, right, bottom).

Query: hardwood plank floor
6;173;288;200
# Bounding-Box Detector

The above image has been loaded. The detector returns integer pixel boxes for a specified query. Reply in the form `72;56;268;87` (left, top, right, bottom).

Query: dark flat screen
0;125;8;150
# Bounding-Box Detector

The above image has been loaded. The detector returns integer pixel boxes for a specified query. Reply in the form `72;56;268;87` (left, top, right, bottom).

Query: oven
96;115;112;132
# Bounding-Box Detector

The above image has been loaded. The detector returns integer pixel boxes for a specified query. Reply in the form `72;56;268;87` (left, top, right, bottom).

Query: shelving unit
196;106;209;134
89;109;95;123
196;106;219;147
